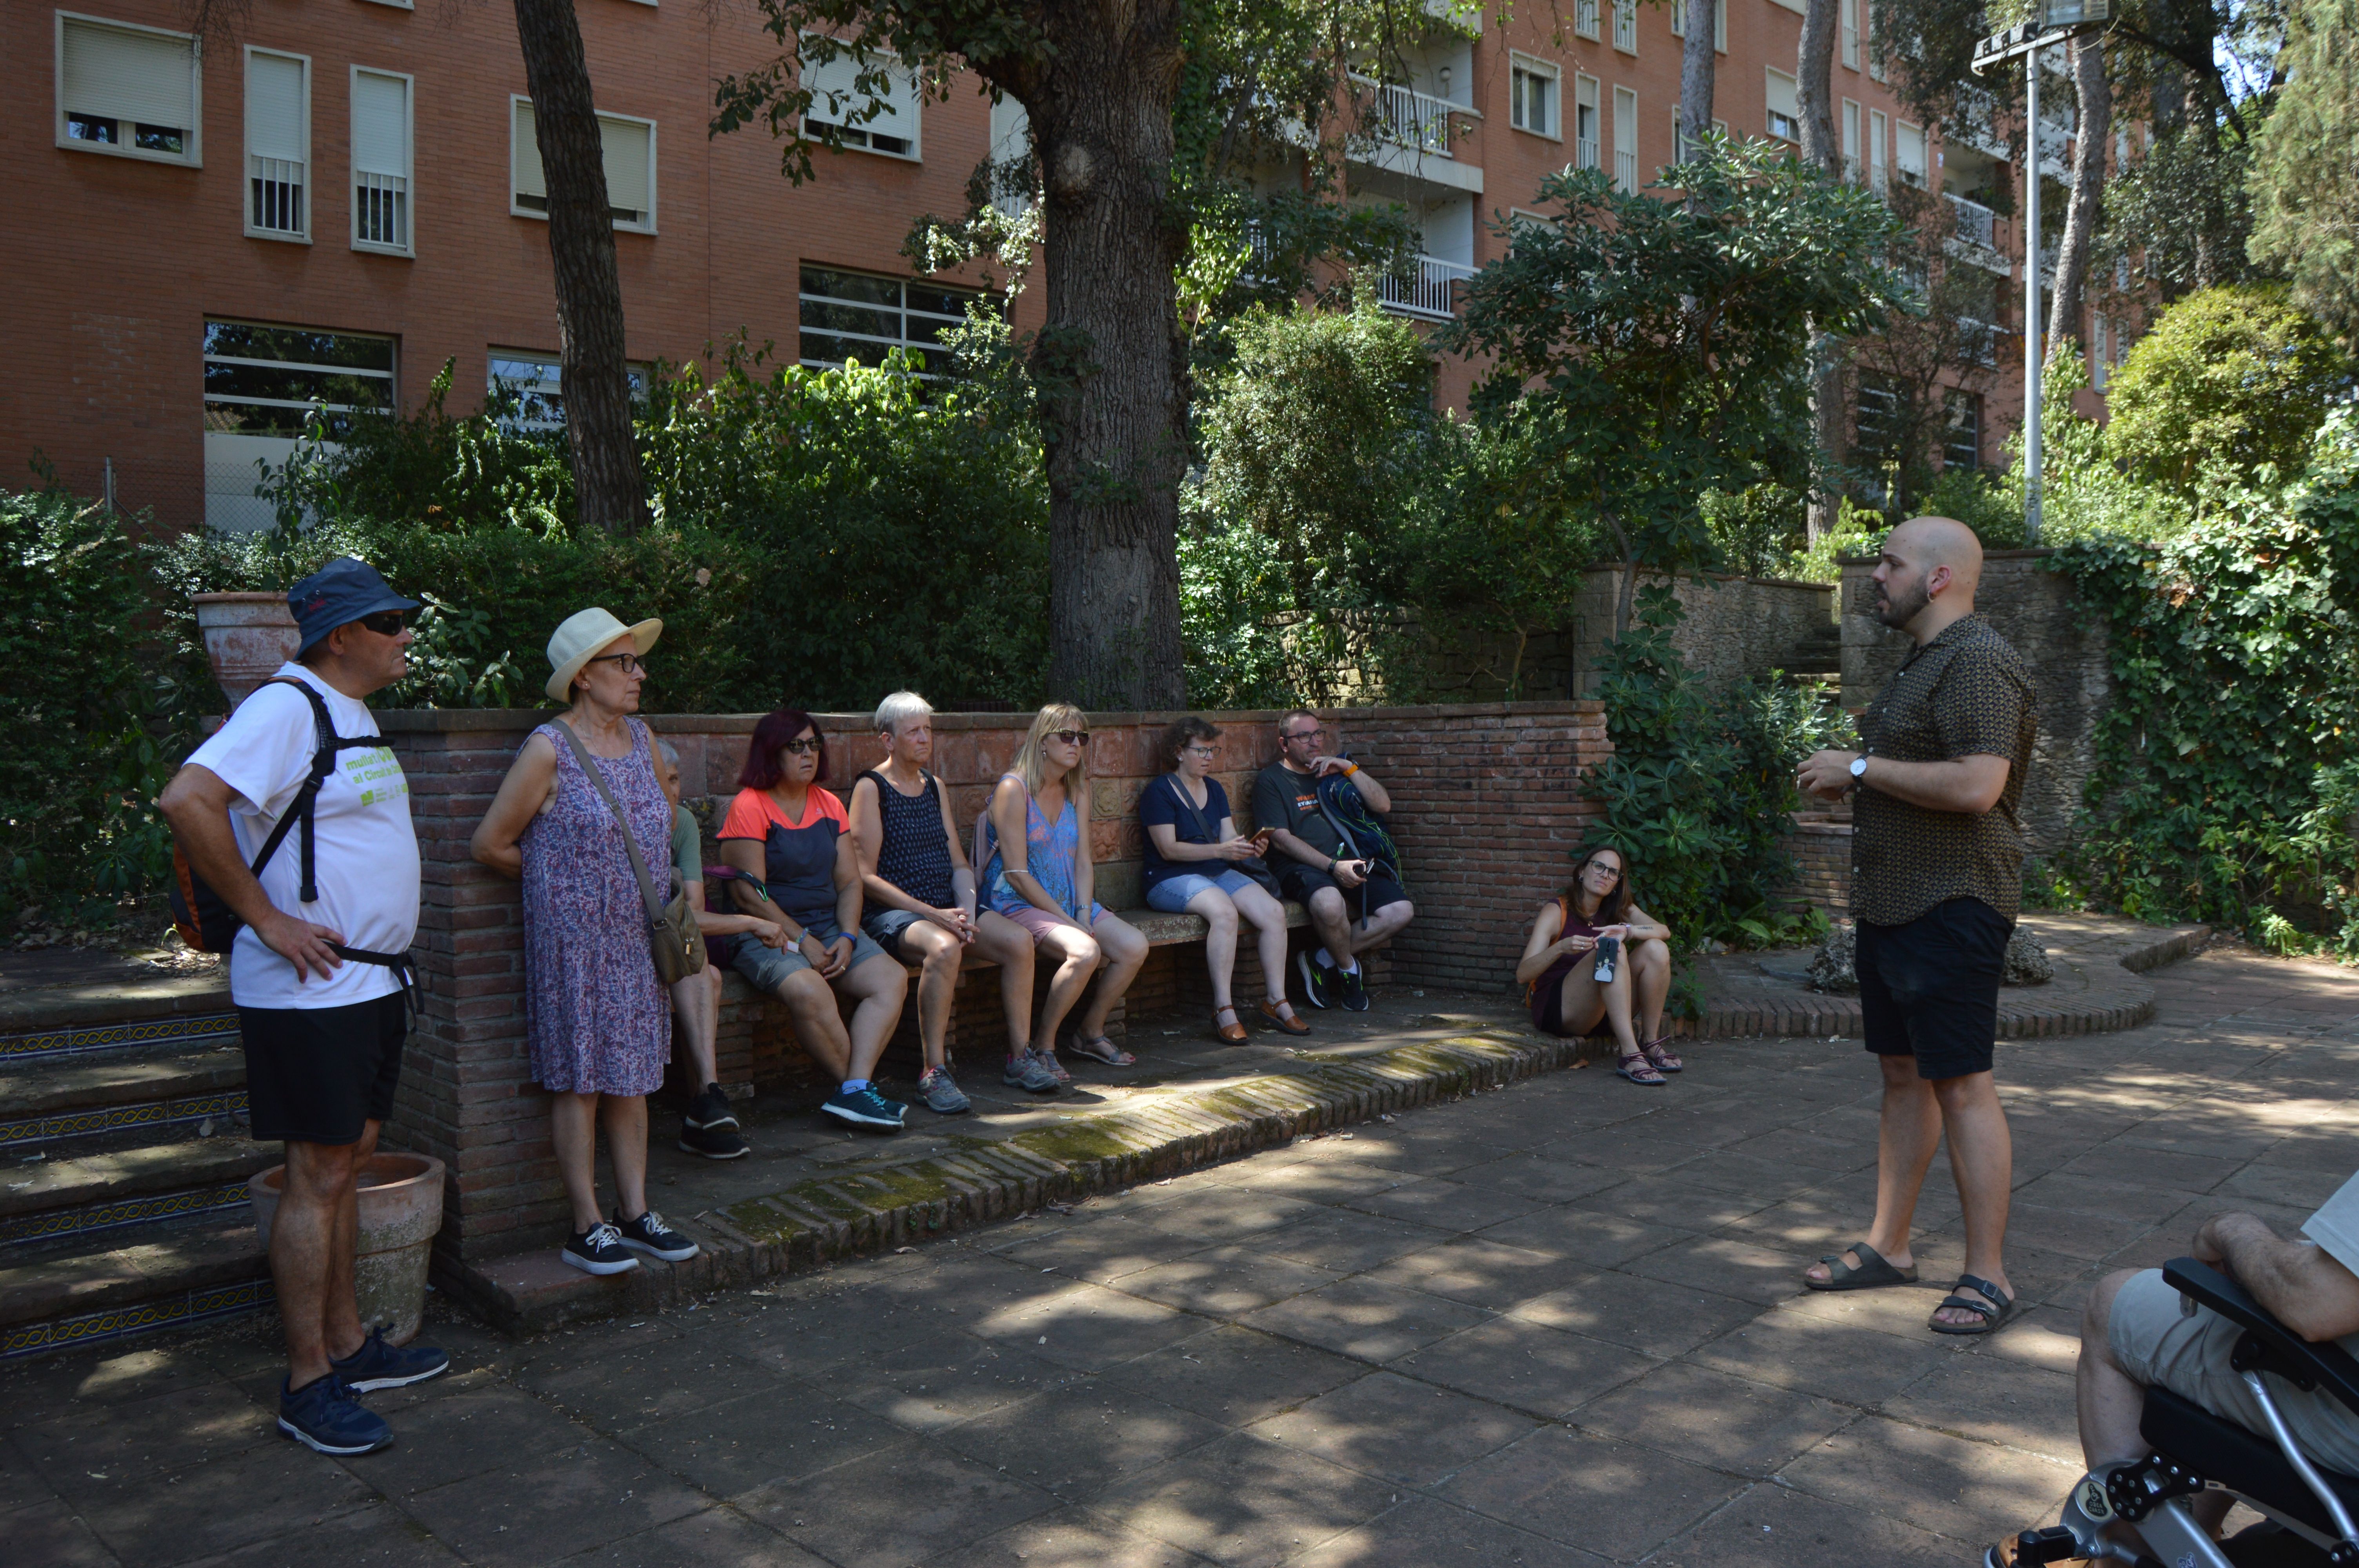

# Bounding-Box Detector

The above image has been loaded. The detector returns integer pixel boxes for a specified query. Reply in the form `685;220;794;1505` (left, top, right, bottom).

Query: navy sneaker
613;1207;700;1263
821;1085;906;1131
1296;950;1334;1009
1337;964;1370;1012
330;1327;449;1392
685;1083;740;1133
562;1221;639;1276
279;1374;391;1455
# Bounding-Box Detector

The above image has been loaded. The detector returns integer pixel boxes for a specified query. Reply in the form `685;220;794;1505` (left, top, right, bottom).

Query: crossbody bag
1167;778;1283;900
553;719;705;987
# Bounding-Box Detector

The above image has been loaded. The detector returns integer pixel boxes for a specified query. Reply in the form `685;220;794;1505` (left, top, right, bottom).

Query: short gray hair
874;690;933;735
655;738;681;769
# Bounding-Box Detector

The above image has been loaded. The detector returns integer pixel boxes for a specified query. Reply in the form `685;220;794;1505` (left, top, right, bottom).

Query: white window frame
55;11;202;167
1666;0;1725;51
1868;107;1888;194
1573;0;1600;40
1764;67;1800;144
1612;84;1639;193
798;37;923;162
1841;0;1859;69
1841;97;1861;182
1612;0;1637;54
1896;120;1926;188
355;0;414;9
509;96;660;234
2092;315;2110;390
243;47;310;243
350;66;413;256
1508;52;1560;140
1573;72;1601;171
1866;1;1885;81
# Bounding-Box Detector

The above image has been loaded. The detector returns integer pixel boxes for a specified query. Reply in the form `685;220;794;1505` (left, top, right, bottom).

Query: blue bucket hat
287;557;420;655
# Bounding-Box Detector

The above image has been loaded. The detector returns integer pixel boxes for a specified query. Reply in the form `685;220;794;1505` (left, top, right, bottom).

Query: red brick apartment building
7;0;2054;536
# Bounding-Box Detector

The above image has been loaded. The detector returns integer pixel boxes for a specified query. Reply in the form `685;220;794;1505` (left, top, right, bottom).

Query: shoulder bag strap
1169;775;1220;848
243;677;352;904
552;719;669;926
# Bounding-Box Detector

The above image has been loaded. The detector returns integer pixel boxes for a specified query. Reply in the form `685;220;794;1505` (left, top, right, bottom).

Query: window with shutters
244;49;308;241
351;68;412;255
1765;68;1800;143
510;98;657;232
1896;121;1926;188
1509;54;1559;139
1612;0;1637;54
1573;0;1599;39
1840;0;1859;69
1573;74;1600;170
1612;85;1638;193
56;13;201;166
798;267;995;377
800;39;921;160
1666;0;1725;51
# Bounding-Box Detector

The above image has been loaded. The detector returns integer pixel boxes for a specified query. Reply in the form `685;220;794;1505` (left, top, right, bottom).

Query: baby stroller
1988;1258;2359;1566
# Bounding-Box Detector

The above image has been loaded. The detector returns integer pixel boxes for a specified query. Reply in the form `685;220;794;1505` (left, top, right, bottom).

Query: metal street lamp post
1971;0;2111;546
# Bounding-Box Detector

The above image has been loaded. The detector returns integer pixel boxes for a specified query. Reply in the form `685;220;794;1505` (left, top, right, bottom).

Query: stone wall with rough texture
1840;550;2112;862
374;701;1612;1274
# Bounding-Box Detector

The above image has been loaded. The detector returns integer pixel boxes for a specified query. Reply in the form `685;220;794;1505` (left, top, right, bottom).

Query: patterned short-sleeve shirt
1851;613;2038;926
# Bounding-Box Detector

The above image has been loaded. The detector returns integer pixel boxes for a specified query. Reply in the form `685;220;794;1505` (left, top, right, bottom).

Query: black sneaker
679;1118;748;1160
329;1327;449;1392
278;1373;390;1455
562;1222;639;1276
1337;964;1370;1011
612;1207;700;1263
821;1085;907;1131
1296;950;1334;1009
685;1083;740;1133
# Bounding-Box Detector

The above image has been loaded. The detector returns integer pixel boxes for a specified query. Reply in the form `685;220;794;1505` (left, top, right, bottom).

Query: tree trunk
1025;0;1189;710
1679;0;1716;162
513;0;644;533
2045;34;2111;364
1797;0;1843;545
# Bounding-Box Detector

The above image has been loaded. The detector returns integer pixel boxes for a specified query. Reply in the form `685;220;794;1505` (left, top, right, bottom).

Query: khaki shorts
2109;1267;2359;1477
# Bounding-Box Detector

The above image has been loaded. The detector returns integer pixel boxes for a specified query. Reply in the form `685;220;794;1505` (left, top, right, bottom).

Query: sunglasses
779;737;824;756
358;610;411;636
1050;730;1090;746
585;652;645;675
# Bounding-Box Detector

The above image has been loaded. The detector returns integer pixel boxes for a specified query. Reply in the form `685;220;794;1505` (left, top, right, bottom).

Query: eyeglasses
1285;728;1328;743
1582;860;1623;878
585;652;645;675
1183;745;1218;758
779;738;824;756
1050;730;1090;746
358;610;411;636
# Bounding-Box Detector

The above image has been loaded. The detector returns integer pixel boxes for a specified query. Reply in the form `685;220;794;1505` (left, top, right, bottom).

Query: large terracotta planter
249;1152;446;1346
193;591;300;707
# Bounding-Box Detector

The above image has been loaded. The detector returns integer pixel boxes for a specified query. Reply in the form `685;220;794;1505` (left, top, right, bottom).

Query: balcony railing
1378;253;1478;320
1947;192;1997;250
355;171;409;250
1576;134;1599;172
1615;147;1638;193
1349;74;1458;158
250;156;305;236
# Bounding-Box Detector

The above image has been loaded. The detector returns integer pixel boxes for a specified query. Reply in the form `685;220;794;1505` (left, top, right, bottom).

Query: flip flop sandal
1641;1038;1684;1073
1616;1051;1668;1085
1805;1240;1919;1291
1929;1272;2017;1336
1067;1033;1138;1067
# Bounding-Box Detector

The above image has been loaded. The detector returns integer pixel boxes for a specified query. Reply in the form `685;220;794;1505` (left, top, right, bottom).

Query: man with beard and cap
1794;517;2037;1338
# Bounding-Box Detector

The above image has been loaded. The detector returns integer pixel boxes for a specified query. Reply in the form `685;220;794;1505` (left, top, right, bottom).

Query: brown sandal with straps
1213;1004;1250;1045
1616;1050;1668;1085
1641;1037;1683;1073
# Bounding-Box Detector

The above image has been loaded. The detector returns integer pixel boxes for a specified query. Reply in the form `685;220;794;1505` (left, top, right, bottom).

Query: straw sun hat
544;608;663;703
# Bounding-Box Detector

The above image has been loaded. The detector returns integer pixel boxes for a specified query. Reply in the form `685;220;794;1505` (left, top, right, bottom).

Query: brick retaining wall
373;701;1611;1279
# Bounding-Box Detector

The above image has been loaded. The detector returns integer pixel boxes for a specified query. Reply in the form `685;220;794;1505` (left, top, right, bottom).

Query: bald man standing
1796;517;2037;1336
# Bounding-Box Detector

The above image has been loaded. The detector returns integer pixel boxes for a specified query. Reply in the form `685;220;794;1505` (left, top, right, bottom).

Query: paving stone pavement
7;941;2359;1567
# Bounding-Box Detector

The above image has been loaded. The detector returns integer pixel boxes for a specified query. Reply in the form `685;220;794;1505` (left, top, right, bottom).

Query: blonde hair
1012;702;1091;800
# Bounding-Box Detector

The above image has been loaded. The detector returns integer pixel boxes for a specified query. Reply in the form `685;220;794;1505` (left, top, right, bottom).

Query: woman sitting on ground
1140;715;1308;1043
981;704;1149;1079
1514;845;1678;1085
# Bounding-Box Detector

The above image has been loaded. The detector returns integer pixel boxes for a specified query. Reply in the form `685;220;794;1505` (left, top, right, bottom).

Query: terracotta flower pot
249;1152;447;1346
193;591;300;707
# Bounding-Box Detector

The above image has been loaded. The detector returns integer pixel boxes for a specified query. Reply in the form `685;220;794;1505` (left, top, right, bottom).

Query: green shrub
2104;285;2354;495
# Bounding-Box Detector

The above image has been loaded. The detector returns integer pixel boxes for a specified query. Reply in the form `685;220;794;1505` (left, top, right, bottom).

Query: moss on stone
1009;1120;1148;1165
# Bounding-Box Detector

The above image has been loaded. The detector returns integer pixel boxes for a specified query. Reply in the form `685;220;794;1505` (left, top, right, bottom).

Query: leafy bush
1580;584;1848;988
2104;285;2354;496
0;490;185;918
2055;408;2359;948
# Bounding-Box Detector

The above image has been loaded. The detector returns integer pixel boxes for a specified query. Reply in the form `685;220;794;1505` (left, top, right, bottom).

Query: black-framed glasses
1183;744;1218;757
358;610;411;636
1285;727;1327;743
1581;859;1623;879
779;737;824;756
1050;730;1090;746
586;652;645;675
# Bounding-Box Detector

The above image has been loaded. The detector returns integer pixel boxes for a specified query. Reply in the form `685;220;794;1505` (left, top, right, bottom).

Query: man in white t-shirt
160;557;446;1457
2035;1178;2359;1560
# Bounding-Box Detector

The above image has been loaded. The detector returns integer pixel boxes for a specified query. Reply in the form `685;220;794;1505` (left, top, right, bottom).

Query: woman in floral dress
471;608;702;1278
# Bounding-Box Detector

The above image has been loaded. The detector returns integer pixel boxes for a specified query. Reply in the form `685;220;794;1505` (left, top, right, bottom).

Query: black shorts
239;993;408;1145
1276;863;1410;922
1856;898;2012;1081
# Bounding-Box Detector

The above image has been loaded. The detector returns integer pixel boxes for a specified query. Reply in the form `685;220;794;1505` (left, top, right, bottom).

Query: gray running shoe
1002;1050;1062;1094
919;1066;972;1115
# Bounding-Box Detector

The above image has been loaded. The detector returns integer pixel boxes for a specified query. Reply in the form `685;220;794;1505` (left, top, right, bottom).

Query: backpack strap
245;677;366;904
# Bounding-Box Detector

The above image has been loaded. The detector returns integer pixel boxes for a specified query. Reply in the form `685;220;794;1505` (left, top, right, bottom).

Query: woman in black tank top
1514;846;1678;1084
848;696;1048;1111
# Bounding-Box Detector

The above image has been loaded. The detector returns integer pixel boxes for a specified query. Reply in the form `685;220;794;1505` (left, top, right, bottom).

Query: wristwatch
1848;755;1869;790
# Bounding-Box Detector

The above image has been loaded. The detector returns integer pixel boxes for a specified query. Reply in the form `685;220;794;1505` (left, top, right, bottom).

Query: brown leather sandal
1640;1037;1683;1073
1258;998;1311;1036
1214;1004;1250;1045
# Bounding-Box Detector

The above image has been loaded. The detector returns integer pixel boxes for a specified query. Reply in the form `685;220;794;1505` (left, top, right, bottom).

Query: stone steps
0;969;277;1360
